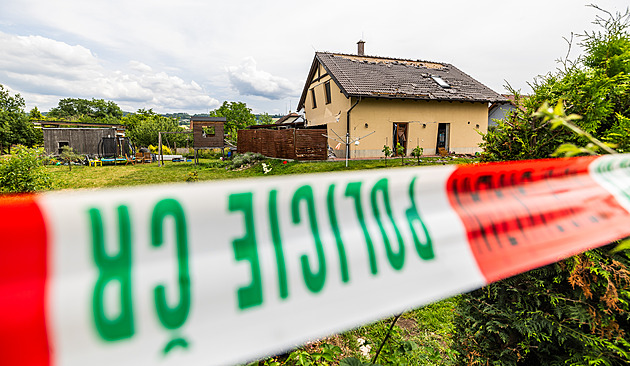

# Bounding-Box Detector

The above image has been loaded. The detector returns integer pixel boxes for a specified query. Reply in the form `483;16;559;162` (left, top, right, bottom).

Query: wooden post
158;132;163;167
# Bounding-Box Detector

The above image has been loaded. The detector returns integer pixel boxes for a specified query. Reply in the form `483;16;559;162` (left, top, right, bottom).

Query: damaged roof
298;52;507;110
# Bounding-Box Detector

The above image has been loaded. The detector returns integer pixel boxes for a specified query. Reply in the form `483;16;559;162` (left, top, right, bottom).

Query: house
297;41;507;157
488;95;526;127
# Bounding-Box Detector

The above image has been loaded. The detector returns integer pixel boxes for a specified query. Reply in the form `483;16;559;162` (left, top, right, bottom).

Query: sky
0;0;628;115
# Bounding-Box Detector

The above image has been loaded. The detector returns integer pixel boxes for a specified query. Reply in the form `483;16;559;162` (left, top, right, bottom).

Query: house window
324;81;332;104
311;88;317;108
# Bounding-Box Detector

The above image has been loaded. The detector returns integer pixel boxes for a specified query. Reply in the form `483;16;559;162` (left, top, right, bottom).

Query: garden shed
43;127;117;156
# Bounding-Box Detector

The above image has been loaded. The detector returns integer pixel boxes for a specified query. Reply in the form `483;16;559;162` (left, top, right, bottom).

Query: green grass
329;297;460;365
47;155;476;190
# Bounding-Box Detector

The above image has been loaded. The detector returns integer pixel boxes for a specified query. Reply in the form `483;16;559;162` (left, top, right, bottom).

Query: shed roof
298;52;507;110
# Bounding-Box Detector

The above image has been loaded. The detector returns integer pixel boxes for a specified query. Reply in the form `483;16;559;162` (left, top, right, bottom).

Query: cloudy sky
0;0;627;115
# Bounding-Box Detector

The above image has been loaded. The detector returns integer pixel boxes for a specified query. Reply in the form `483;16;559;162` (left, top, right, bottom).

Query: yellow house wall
346;99;488;158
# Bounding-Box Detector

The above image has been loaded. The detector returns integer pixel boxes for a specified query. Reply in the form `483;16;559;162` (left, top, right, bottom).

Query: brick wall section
238;129;327;160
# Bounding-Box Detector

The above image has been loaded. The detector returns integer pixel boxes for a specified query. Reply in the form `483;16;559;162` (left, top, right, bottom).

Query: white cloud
227;57;300;100
0;31;219;113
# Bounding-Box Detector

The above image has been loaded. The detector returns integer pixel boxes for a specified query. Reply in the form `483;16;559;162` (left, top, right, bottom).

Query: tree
481;6;630;161
455;8;630;365
381;145;392;166
59;145;81;171
122;109;188;148
29;106;45;121
209;101;256;138
411;146;423;165
48;98;123;123
0;84;41;153
257;112;274;125
396;142;405;165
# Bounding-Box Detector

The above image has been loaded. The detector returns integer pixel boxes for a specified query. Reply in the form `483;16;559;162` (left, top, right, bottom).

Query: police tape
2;154;630;366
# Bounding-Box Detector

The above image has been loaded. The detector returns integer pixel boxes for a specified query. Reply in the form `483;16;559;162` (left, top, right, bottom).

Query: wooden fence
237;129;327;160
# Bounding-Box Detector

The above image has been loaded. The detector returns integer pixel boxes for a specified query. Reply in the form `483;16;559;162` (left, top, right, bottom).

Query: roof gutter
346;97;361;164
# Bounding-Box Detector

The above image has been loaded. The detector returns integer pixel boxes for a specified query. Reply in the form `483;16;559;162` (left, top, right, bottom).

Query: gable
298;58;344;111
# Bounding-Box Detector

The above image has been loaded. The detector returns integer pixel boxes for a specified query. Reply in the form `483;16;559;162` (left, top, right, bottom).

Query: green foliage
0;145;52;193
381;145;392;166
185;171;199;182
257;112;274;125
209;101;256;138
229;152;265;169
395;143;405;165
124;109;188;148
0;84;41;153
284;344;343;366
453;247;630;365
58;145;81;171
340;358;377;366
28;106;45;121
533;100;618;157
48;97;123;122
148;144;173;155
202;125;215;136
411;146;423;165
481;7;630;161
480;88;569;161
460;8;630;365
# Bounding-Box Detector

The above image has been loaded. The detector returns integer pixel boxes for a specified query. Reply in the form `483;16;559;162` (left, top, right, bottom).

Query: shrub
459;8;630;365
411;146;423;165
0;145;52;193
453;246;630;365
148;144;172;155
229;152;265;169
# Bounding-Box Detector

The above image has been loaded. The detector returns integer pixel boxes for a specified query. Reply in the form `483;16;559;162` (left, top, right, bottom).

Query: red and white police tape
2;154;630;366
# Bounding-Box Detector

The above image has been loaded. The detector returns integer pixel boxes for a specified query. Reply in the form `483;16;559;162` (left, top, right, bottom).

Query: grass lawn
47;155;475;190
46;154;474;365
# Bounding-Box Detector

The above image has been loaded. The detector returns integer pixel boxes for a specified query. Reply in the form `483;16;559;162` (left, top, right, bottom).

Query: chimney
357;40;365;56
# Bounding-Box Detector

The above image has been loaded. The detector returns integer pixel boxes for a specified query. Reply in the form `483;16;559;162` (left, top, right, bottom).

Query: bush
453;246;630;365
194;148;224;159
229;152;265;169
0;145;52;193
460;9;630;364
148;144;172;155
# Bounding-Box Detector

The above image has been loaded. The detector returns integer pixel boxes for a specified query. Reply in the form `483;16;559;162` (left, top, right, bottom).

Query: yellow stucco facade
303;63;489;158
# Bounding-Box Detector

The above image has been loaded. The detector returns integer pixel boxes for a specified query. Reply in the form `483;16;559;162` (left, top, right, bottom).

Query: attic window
310;89;317;109
431;75;451;88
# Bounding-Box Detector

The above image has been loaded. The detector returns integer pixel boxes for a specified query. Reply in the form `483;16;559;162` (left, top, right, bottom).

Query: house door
393;123;408;156
436;123;449;154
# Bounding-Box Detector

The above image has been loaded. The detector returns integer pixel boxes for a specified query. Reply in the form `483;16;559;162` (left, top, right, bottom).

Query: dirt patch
396;317;422;338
